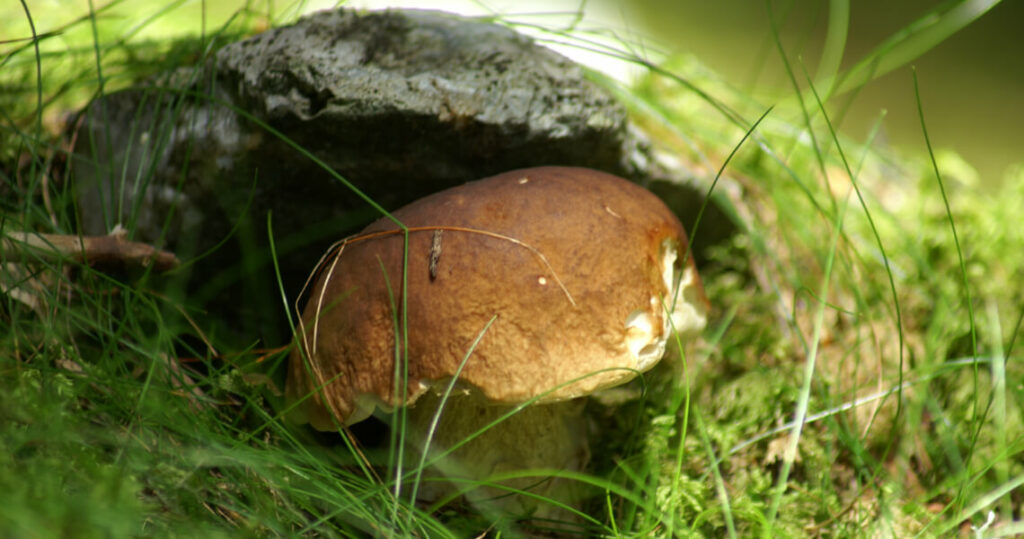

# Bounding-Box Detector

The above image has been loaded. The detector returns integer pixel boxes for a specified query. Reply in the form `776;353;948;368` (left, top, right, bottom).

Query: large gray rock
70;8;722;342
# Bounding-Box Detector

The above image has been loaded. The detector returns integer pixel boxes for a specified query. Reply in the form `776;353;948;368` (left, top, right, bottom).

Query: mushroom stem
402;391;588;520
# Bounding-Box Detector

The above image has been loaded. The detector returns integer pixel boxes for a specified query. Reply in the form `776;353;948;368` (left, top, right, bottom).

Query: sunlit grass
2;0;1021;536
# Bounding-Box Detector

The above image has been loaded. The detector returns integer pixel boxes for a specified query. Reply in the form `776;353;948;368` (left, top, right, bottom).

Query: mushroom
287;166;708;520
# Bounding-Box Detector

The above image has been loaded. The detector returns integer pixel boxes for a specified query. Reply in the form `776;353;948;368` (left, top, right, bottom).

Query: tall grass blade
831;0;1000;97
913;67;980;514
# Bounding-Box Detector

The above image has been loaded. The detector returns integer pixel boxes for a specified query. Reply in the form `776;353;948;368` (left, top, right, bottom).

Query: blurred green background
626;0;1022;188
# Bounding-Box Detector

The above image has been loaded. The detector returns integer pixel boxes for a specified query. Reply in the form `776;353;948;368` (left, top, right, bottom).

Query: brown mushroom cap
288;166;708;429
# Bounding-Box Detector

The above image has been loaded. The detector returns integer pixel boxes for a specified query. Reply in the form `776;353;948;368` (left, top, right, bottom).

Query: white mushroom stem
402;391;588;519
